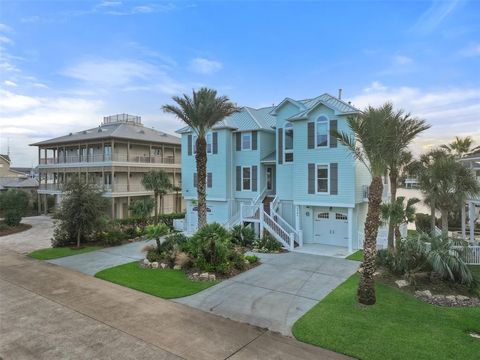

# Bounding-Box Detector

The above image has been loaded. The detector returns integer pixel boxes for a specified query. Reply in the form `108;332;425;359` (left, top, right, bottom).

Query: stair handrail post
289;233;295;251
240;202;244;225
298;230;303;247
259;204;264;238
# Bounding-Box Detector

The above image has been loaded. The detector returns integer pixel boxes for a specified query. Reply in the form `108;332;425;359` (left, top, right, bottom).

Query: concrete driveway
176;252;359;336
0;215;53;253
48;239;155;275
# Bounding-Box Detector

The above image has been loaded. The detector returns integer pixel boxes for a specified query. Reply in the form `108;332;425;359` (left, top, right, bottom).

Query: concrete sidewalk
176;252;359;336
0;250;351;360
47;239;155;275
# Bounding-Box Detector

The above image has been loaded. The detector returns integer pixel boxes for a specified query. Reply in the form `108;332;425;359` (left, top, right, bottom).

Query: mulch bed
0;223;33;237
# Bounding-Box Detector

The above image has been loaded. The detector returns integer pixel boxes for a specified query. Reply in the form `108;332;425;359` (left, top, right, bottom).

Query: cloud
411;0;460;34
189;58;223;74
0;90;42;112
459;43;480;57
0;23;12;32
0;35;13;44
392;55;413;66
3;80;17;87
97;1;122;7
351;82;480;154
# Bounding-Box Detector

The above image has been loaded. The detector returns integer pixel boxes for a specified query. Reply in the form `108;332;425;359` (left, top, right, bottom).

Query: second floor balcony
39;153;178;166
38;182;170;194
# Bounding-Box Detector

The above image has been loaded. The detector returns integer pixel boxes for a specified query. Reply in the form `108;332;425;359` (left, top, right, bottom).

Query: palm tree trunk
195;136;207;229
394;225;402;249
358;175;383;305
440;208;449;237
154;191;159;224
430;200;436;235
387;172;397;252
76;229;81;248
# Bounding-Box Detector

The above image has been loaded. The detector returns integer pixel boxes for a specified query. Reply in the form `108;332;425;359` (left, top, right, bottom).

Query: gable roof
31;121;180;147
0;154;11;163
287;93;359;121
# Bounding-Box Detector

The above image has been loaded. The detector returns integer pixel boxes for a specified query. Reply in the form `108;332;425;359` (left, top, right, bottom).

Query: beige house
0;154;27;178
31;114;182;219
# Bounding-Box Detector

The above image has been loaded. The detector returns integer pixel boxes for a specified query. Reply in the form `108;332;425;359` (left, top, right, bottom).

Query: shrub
0;190;29;226
114;212;186;229
230;225;256;247
245;255;259;264
145;223;170;253
415;213;434;233
252;232;283;253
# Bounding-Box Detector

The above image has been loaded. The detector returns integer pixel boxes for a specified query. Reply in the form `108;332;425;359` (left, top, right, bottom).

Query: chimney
338;88;343;100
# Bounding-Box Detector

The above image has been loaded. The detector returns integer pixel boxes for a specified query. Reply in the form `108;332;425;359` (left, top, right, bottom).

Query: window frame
315;115;329;148
284;123;294;163
242;166;252;191
206;133;212;154
316;163;330;194
241;132;252;151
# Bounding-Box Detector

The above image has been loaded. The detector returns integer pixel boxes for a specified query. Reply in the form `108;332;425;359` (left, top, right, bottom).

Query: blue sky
0;0;479;166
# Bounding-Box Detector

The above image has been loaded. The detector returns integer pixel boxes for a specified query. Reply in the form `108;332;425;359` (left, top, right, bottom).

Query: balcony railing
39;154;178;165
38;183;154;193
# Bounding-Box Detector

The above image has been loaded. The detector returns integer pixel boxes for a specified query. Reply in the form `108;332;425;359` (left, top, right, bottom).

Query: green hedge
113;212;185;229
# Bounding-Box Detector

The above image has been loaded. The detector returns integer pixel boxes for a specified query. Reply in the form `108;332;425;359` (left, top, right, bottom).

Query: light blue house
177;93;389;255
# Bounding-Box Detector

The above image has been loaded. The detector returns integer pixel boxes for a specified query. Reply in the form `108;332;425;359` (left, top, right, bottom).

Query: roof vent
138;129;145;134
338;88;343;100
82;130;87;134
98;126;102;133
69;132;72;136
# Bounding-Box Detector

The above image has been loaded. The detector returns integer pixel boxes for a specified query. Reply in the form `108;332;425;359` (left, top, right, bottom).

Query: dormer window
316;116;329;147
284;123;293;162
241;132;252;150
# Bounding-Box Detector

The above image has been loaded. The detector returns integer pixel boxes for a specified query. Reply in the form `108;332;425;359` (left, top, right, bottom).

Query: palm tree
441;136;480;158
142;170;172;223
333;103;397;305
385;111;430;251
163;88;240;228
381;196;420;249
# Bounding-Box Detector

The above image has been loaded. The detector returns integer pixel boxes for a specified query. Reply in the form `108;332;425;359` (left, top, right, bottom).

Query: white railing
271;209;302;245
240;203;260;222
452;245;480;265
224;212;241;229
252;186;268;205
270;195;280;213
263;211;294;250
357;223;407;249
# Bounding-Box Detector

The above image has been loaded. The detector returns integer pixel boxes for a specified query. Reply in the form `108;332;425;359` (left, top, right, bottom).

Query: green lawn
28;246;101;260
292;274;480;360
95;261;217;299
346;250;363;261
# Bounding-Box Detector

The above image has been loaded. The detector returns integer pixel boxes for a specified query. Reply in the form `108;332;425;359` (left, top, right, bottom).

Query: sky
0;0;479;166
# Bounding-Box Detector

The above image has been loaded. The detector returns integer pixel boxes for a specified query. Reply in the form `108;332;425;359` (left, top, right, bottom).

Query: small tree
142;170;172;223
53;176;109;248
381;196;419;249
129;198;155;221
0;189;29;226
145;223;170;254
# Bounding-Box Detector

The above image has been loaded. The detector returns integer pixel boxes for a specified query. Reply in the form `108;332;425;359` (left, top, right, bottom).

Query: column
461;203;466;240
127;141;130;162
469;201;475;243
43;194;47;215
348;207;353;253
111;197;115;219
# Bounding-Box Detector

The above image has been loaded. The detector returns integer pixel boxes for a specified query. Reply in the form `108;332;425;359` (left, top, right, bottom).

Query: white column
348;207;353;253
461;203;466;240
259;204;264;238
469;201;475;242
295;205;303;247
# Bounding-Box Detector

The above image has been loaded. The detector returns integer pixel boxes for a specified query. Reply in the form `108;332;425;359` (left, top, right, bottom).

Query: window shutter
307;122;315;149
193;173;197;188
207;172;212;188
236;166;241;191
330;120;337;148
308;163;315;194
330;163;338;195
187;134;192;156
236;132;241;151
212;132;218;154
252;166;257;192
277;128;283;164
252;131;258;150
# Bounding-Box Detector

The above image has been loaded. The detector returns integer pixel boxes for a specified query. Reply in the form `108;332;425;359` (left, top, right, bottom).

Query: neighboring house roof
261;151;276;163
175;93;359;134
459;151;480;162
10;167;34;175
0;154;11;163
0;177;39;189
31;118;180;147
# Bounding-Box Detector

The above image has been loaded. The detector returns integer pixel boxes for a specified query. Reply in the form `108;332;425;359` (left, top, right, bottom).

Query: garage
313;208;348;247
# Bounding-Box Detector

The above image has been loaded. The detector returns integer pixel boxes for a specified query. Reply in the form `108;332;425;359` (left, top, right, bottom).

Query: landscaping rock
445;295;456;302
173;265;181;270
143;258;150;266
395;280;410;288
151;262;159;269
199;272;209;280
192;272;199;277
415;290;432;298
160;263;167;269
432;294;445;301
456;295;470;301
416;292;480;307
208;274;216;281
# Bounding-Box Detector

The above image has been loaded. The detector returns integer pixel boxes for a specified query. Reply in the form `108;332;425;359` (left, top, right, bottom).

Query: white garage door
313;210;348;246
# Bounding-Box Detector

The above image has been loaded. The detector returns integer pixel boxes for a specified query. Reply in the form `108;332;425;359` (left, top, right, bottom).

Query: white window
317;212;329;219
206;133;212;154
242;166;251;190
241;132;252;150
317;164;329;193
316;116;329;147
284;123;293;162
335;213;347;220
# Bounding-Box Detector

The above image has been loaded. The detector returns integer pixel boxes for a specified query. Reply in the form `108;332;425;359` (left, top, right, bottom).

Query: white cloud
0;23;12;32
392;55;413;66
3;80;17;87
459;43;480;57
411;0;460;34
97;1;122;7
0;90;42;112
0;35;13;44
189;58;223;74
351;82;480;154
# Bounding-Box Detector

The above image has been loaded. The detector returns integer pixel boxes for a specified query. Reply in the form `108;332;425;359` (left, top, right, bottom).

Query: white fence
452;246;480;265
357;223;407;249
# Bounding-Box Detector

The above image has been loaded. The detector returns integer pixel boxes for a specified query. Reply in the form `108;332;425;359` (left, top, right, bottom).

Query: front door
313;209;348;246
265;166;275;191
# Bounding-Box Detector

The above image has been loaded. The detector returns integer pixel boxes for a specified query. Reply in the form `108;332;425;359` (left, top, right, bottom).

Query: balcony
39;154;178;166
38;183;155;194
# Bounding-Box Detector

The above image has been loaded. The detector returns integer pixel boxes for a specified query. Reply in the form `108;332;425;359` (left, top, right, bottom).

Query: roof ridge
322;92;359;111
243;107;262;129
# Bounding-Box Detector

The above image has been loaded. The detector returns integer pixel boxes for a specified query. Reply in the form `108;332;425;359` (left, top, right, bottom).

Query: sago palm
142;170;172;223
333;103;396;305
163;88;239;228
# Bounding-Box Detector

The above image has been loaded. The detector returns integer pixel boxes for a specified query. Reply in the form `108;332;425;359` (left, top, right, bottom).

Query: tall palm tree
441;136;480;158
172;185;181;212
333;103;396;305
163;88;239;228
385;111;430;251
142;170;172;223
381;196;420;249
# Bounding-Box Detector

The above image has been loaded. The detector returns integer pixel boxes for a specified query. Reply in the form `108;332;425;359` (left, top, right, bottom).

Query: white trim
241;132;252;151
294;200;355;208
315;115;329;148
284;123;294;163
316;163;330;194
